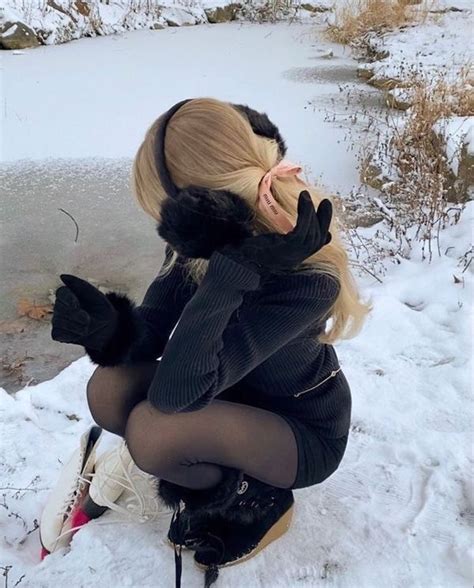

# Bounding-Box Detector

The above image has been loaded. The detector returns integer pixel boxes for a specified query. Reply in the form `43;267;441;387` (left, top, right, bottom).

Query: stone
451;141;474;202
361;162;389;191
300;2;331;13
368;76;402;91
386;89;412;110
160;7;197;27
204;4;240;23
0;22;40;50
357;65;375;80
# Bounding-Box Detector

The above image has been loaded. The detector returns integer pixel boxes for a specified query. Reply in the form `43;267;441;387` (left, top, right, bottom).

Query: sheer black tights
86;363;298;490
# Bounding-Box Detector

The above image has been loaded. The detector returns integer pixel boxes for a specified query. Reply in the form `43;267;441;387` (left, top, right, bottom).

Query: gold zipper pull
293;367;342;398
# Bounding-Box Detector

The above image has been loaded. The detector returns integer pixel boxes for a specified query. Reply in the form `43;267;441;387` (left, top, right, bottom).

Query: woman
50;98;368;586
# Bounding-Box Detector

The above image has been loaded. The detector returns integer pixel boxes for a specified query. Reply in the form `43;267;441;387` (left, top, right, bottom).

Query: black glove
219;191;332;273
52;274;118;352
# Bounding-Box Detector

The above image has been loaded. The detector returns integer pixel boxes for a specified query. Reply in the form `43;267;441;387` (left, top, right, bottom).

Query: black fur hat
154;99;286;259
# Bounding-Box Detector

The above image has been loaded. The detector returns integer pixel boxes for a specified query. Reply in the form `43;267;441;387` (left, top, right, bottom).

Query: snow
0;0;328;47
2;22;17;36
362;8;473;86
1;15;473;588
436;117;474;176
0;22;363;194
1;205;472;587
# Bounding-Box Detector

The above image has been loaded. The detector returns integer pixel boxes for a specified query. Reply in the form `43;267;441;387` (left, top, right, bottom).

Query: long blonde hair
132;98;369;343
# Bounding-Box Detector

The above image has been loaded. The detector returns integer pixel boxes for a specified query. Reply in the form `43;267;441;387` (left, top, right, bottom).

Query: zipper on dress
293;367;342;398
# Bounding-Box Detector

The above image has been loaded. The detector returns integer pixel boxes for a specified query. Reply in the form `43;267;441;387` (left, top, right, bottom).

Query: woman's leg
86;362;158;436
86;363;298;489
124;399;299;490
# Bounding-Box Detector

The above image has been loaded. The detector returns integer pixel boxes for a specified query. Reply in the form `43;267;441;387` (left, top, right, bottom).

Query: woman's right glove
218;190;333;274
52;274;119;352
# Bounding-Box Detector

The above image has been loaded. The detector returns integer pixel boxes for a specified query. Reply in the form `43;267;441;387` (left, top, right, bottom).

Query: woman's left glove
219;191;332;273
52;274;119;352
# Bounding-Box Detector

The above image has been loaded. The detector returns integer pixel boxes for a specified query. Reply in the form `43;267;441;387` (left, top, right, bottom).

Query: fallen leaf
453;274;462;284
0;319;27;334
17;299;53;320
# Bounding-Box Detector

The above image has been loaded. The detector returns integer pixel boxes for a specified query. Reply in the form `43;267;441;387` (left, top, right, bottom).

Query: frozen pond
0;22;383;387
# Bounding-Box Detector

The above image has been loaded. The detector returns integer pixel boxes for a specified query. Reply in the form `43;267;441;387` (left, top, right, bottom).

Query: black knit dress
128;245;351;489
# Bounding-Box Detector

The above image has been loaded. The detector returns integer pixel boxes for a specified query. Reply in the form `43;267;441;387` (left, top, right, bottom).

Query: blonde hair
132;98;369;343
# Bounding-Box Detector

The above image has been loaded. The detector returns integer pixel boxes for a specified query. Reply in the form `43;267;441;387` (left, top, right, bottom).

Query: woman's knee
125;400;178;476
86;367;107;422
86;366;141;436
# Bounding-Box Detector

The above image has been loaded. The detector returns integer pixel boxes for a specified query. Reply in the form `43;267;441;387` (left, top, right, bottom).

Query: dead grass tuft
327;0;432;47
361;69;472;261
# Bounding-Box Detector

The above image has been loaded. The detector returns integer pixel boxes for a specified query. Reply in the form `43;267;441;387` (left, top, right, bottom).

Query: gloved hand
51;274;119;352
219;191;332;273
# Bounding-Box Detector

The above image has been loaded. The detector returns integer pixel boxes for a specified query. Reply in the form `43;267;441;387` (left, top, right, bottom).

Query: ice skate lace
87;445;164;522
52;446;170;548
57;478;88;520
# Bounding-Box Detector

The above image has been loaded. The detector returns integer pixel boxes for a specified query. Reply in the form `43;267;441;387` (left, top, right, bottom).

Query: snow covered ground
360;3;473;88
1;207;472;588
0;0;331;47
1;19;473;588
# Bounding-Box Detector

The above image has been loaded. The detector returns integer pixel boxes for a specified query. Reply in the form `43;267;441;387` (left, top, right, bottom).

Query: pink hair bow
257;160;303;233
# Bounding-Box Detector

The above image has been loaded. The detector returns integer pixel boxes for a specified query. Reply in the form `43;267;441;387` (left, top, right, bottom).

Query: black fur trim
221;477;287;525
157;468;243;516
85;293;144;367
234;103;287;157
157;187;255;259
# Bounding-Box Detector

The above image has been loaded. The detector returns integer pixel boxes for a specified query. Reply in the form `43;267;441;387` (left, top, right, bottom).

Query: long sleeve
129;246;198;361
86;245;197;366
147;251;340;413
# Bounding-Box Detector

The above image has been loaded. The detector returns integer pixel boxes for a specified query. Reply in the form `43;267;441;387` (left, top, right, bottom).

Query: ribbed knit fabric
131;246;198;362
136;245;351;439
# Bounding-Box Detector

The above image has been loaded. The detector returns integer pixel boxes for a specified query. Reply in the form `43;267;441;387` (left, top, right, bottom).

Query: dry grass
327;0;431;47
361;69;472;261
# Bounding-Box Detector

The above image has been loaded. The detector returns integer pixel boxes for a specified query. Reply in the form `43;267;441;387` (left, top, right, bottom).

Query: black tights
86;363;298;490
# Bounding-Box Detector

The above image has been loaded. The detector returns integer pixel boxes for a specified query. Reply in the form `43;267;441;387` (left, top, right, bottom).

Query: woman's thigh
125;399;299;489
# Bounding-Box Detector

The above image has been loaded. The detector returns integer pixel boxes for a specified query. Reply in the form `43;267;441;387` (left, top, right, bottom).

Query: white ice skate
89;439;172;523
39;425;103;558
40;430;172;559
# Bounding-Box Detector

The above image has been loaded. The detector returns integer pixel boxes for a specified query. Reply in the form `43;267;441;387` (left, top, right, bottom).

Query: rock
160;7;197;27
368;76;402;91
0;22;40;50
300;2;331;12
204;4;240;23
386;88;412;110
320;50;334;59
344;207;384;228
357;65;375;80
339;193;384;228
450;140;474;202
361;162;390;191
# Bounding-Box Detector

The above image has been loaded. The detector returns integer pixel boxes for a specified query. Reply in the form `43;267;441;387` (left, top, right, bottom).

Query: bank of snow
0;0;331;48
1;211;472;587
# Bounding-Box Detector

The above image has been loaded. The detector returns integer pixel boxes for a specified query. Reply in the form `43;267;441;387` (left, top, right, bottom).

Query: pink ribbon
257;160;303;233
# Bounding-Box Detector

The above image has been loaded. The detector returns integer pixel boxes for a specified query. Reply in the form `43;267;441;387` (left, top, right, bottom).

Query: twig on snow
58;208;80;243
